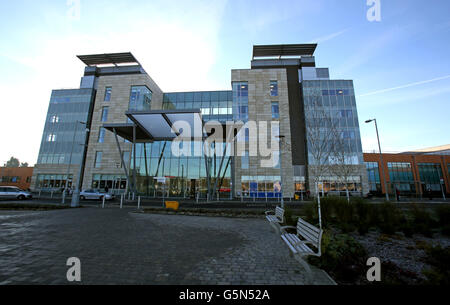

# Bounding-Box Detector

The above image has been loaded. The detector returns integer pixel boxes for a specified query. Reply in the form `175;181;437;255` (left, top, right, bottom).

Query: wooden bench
265;206;284;233
280;217;323;283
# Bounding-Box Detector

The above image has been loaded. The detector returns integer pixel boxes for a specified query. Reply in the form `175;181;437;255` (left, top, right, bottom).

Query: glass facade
37;89;95;165
418;163;444;192
232;83;248;121
365;162;381;193
131;91;233;197
92;174;127;191
303;80;363;166
129;86;152;111
35;174;73;189
388;162;415;194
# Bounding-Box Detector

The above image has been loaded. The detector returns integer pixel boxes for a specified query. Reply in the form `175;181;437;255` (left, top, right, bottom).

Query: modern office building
32;44;369;199
364;145;450;197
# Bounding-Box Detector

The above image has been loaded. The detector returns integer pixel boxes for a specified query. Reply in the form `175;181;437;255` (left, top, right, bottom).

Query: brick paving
0;207;333;285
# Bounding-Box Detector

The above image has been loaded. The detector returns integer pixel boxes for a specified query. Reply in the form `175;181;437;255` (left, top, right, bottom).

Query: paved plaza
0;207;334;285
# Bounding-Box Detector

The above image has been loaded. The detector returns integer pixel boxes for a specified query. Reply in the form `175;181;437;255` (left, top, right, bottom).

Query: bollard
51;191;54;199
102;196;105;209
120;194;123;209
132;193;135;201
241;192;243;203
138;196;141;209
265;192;268;203
62;191;66;204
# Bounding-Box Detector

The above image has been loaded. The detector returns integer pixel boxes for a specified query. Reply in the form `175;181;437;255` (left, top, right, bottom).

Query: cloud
309;28;350;44
358;74;450;97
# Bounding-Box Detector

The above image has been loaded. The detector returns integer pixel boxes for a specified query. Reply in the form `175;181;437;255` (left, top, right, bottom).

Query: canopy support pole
113;128;132;194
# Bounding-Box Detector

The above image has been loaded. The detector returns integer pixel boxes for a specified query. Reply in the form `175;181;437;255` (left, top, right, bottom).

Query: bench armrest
280;226;296;234
265;210;275;216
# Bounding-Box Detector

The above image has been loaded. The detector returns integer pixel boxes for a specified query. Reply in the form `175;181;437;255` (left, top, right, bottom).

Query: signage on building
154;177;167;184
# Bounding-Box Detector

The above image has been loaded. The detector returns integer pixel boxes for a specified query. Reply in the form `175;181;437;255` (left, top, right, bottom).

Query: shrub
422;245;450;285
284;207;296;226
303;202;318;224
354;198;370;235
378;202;402;235
308;231;367;283
333;197;355;224
437;205;450;226
410;204;436;238
442;224;450;237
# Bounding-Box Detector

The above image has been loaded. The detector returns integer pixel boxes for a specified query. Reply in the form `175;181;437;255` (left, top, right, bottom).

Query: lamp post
276;135;285;208
71;122;89;208
365;119;389;201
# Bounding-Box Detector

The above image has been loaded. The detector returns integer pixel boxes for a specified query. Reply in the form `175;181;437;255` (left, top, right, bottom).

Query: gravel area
351;231;450;283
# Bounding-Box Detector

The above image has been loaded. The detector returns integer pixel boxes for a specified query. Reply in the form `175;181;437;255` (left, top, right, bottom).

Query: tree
305;92;340;198
20;162;29;168
329;132;362;203
4;157;20;168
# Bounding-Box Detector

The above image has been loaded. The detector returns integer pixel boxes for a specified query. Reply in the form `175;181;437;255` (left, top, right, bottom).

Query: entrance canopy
104;110;205;143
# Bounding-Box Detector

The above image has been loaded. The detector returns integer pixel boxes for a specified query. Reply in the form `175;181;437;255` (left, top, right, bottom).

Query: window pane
270;81;278;96
104;87;112;102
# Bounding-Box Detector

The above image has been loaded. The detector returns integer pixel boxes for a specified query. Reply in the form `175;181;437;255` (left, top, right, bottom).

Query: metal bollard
102;196;105;209
132;193;135;201
51;191;54;199
120;194;123;209
138;196;141;209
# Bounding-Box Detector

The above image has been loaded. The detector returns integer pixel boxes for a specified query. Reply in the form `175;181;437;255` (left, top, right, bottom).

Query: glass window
241;152;249;169
104;87;112;102
122;151;130;168
129;86;152;111
94;152;103;168
271;102;280;119
101;107;109;122
270;81;278;96
50;115;59;123
47;134;56;142
98;127;105;143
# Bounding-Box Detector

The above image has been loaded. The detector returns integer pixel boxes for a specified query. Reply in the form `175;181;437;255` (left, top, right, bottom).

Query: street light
365;119;389;201
71;122;90;208
275;135;285;208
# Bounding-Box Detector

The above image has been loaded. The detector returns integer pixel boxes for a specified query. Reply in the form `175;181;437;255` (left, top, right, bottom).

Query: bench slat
281;233;314;255
297;222;320;240
298;217;321;234
298;226;319;244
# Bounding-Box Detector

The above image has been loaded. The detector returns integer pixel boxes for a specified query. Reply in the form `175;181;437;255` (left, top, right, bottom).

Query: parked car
79;189;114;201
0;186;33;200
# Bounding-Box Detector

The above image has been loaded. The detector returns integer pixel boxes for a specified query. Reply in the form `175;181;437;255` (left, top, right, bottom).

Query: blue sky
0;0;449;164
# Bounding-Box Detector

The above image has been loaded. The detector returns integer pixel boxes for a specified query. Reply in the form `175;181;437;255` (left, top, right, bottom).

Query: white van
0;186;33;200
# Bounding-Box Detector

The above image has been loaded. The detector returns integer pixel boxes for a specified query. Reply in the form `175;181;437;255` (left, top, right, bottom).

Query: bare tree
305;92;340;199
329;132;361;203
